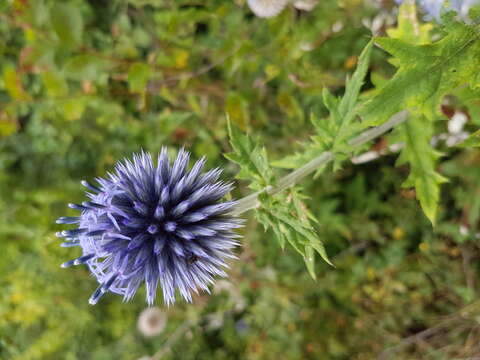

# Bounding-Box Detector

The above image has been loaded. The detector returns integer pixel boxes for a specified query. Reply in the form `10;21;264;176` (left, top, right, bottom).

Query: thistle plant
57;114;410;305
4;0;480;357
56;150;242;305
55;0;480;307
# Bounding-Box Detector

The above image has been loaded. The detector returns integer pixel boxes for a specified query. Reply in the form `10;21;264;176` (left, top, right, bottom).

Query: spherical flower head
247;0;290;18
56;149;242;306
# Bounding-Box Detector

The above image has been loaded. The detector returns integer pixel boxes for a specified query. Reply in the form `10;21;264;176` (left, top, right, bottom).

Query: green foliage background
1;0;480;359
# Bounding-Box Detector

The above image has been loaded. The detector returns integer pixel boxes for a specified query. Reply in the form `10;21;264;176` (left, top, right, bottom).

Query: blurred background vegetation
1;0;480;359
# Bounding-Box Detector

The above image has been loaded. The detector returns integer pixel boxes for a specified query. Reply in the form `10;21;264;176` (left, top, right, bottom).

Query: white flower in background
247;0;290;17
448;112;468;134
362;11;396;36
137;307;167;337
445;111;469;146
246;0;319;17
293;0;318;11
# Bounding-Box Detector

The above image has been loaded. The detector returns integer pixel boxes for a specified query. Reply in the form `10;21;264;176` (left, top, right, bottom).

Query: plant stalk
231;110;409;216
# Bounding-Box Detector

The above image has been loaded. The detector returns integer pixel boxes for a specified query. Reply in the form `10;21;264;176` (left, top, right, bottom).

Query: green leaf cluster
256;188;333;278
225;120;274;190
370;1;474;225
361;17;480;125
274;39;374;172
226;120;332;276
396;115;447;225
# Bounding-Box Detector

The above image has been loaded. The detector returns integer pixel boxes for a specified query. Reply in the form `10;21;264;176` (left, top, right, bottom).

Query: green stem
231;110;409;216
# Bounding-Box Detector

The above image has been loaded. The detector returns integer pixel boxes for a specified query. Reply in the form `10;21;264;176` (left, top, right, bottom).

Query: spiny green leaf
304;245;316;280
337;39;373;126
325;39;373;150
256;187;333;276
322;88;340;120
361;21;480;125
396;114;448;225
225;119;273;188
273;40;373;171
370;1;452;225
386;0;432;44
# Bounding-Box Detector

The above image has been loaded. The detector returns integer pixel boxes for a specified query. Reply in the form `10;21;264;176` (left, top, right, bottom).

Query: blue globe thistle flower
56;149;242;306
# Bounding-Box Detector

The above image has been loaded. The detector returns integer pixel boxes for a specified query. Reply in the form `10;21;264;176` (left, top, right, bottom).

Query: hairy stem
231;110;409;215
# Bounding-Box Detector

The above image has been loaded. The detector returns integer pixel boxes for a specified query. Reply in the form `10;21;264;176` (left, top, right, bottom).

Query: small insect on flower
56;149;242;306
247;0;290;18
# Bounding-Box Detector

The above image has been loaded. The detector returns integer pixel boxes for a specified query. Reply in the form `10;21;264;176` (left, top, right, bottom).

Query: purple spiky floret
56;149;242;306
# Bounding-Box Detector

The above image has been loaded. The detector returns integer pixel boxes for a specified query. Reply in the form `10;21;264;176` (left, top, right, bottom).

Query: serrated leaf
336;39;373;126
225;119;273;187
322;88;340;120
386;0;432;44
273;40;373;171
361;21;480;125
226;121;331;274
256;188;333;276
304;245;316;280
324;39;373;148
397;114;448;225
